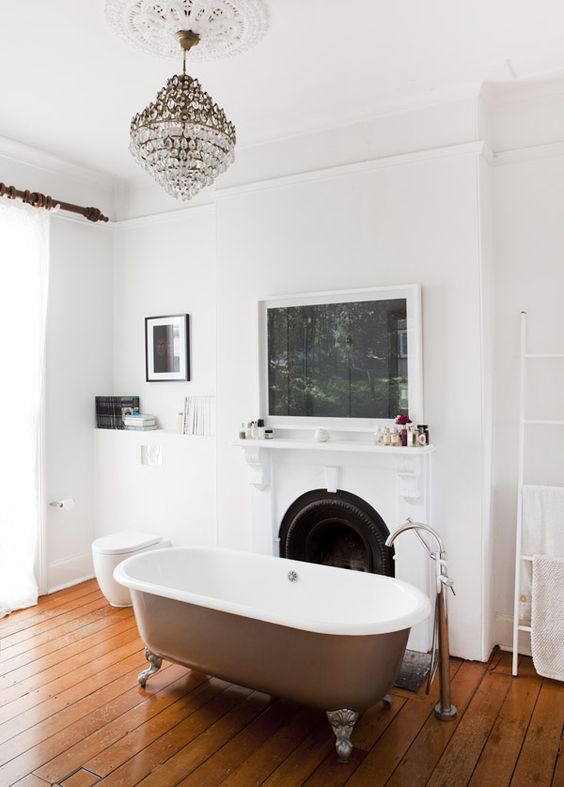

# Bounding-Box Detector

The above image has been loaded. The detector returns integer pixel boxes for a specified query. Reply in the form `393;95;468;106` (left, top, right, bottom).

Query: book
96;396;140;429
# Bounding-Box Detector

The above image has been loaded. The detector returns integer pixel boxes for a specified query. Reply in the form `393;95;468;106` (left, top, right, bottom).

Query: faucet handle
440;575;456;596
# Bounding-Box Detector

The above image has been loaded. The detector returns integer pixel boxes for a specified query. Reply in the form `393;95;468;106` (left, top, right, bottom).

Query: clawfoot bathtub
114;546;430;762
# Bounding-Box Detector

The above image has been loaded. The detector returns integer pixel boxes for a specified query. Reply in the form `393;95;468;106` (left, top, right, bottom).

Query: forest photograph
267;298;409;418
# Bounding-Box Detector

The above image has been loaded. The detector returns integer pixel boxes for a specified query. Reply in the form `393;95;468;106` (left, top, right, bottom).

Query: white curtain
0;200;50;617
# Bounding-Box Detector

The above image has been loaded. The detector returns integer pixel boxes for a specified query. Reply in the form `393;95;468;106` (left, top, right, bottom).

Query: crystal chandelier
130;30;236;200
106;1;269;200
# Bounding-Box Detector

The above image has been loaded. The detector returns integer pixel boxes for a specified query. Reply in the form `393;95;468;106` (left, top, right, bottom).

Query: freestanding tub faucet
386;519;457;721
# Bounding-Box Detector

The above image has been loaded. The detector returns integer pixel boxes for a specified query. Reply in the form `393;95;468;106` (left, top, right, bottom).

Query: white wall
214;145;491;660
491;146;564;651
94;430;216;547
102;206;218;548
113;206;217;431
46;218;114;589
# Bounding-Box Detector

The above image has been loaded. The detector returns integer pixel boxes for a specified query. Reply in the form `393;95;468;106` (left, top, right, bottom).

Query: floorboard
0;580;562;787
510;679;564;786
386;660;487;787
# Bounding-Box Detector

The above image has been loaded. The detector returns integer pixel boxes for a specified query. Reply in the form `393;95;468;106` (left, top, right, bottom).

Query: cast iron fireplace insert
279;489;394;576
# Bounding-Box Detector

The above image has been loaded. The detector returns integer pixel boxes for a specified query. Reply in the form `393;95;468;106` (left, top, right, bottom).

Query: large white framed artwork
258;285;423;430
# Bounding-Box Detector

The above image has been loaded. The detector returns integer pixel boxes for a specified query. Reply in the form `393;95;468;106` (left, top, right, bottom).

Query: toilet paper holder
49;498;76;510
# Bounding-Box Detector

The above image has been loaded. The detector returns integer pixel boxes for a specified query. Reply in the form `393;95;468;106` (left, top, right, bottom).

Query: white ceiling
1;0;564;185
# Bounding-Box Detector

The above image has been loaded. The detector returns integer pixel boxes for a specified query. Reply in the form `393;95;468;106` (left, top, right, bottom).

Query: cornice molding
494;140;564;166
0;134;115;191
236;83;483;154
115;201;216;228
116;140;490;223
214;141;489;203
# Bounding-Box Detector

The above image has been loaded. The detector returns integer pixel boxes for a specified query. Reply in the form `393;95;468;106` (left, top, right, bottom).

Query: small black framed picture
145;314;190;382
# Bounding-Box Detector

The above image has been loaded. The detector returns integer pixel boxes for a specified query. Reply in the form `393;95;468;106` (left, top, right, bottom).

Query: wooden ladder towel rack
511;310;564;675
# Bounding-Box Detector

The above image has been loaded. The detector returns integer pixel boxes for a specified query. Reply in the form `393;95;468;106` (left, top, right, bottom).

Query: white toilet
92;531;170;607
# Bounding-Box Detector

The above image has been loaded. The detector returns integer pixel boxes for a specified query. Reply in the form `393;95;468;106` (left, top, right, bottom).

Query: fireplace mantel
234;438;434;455
234;439;434;504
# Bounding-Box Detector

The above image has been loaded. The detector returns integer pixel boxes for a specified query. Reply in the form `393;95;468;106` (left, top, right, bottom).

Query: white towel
531;554;564;681
519;485;564;622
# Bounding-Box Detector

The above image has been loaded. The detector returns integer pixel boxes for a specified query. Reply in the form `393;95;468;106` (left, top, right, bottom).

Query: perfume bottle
416;425;428;446
374;428;385;446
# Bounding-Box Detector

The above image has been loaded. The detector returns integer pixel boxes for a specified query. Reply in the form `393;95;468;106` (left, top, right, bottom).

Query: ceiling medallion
105;0;269;61
106;2;268;200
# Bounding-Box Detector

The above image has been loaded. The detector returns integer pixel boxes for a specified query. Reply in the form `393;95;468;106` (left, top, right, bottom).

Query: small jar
314;428;330;442
265;429;274;440
417;425;430;445
416;426;428;446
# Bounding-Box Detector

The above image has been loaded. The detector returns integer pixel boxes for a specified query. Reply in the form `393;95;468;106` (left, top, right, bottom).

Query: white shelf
95;428;213;438
233;438;435;455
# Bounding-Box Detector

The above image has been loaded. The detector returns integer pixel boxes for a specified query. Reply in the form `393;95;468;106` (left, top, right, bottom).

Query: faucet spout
385;519;445;556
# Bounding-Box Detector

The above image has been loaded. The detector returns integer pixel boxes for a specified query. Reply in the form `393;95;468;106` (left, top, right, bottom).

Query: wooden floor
0;581;563;786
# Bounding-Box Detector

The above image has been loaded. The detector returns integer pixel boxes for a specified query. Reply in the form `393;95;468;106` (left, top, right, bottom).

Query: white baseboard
47;552;95;594
495;613;532;657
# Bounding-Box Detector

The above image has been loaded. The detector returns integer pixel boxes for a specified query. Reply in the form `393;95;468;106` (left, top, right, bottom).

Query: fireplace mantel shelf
234;438;435;455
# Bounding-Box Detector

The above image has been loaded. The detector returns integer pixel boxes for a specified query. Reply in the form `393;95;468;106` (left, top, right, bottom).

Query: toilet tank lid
93;531;162;555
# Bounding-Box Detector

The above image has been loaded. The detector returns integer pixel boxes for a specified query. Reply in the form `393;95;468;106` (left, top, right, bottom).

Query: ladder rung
525;353;564;359
524;419;564;425
518;625;532;632
520;554;533;561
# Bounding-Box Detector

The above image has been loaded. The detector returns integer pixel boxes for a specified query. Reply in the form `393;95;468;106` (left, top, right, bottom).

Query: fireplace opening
279;489;394;576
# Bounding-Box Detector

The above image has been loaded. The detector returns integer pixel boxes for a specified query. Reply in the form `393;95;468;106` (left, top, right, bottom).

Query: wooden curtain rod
0;181;109;223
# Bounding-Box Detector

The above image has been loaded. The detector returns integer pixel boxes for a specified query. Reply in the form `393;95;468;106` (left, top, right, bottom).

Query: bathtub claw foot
327;709;359;763
383;694;393;709
138;647;162;688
